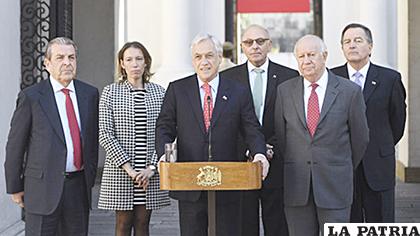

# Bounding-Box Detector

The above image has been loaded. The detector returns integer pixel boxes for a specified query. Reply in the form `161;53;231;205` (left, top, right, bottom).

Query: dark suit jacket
332;63;406;191
221;60;299;188
275;72;369;208
5;79;99;215
155;74;266;202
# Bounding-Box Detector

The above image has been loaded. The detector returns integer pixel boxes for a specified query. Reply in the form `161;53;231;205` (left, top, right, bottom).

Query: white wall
122;0;225;87
323;0;398;69
0;0;23;232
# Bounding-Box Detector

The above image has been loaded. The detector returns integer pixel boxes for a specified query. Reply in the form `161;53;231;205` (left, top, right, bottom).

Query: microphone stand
207;95;216;236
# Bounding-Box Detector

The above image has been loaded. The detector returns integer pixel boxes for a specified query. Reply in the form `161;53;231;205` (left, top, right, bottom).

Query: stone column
397;0;420;182
0;0;23;233
359;0;397;68
153;0;195;87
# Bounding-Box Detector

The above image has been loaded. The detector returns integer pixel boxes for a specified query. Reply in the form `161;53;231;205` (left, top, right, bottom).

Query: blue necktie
353;71;364;89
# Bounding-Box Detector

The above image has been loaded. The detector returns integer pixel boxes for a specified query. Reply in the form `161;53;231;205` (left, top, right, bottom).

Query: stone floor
2;179;420;235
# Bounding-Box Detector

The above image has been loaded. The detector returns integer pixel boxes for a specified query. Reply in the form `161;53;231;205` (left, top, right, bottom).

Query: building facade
1;0;419;233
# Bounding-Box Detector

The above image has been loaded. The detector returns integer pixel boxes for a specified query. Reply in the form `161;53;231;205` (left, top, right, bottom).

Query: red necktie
202;83;213;132
307;83;319;138
61;88;83;170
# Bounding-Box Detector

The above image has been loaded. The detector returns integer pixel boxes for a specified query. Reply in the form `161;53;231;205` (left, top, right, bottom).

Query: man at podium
156;33;269;236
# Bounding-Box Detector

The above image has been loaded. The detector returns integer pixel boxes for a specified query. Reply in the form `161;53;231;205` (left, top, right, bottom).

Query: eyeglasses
241;38;270;47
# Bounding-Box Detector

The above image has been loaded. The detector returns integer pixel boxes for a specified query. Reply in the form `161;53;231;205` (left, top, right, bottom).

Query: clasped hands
129;167;155;189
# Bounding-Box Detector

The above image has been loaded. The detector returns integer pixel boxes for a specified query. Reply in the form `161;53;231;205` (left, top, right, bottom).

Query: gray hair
293;34;327;56
190;33;223;55
45;37;78;60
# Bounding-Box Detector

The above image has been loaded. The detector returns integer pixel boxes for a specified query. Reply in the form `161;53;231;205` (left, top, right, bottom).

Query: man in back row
222;24;298;236
332;23;407;223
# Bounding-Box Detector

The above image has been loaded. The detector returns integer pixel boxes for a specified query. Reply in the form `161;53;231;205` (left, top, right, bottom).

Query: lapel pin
273;75;277;79
222;95;228;101
372;81;377;85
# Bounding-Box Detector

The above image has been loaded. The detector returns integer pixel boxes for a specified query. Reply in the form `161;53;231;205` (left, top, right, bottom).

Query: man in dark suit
222;24;298;236
155;33;268;236
331;23;407;222
4;37;99;235
275;35;369;235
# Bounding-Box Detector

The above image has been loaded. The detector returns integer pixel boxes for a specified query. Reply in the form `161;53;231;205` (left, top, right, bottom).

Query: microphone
207;95;213;162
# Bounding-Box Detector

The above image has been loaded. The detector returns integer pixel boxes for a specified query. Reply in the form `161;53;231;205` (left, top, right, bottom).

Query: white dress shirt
303;69;328;119
247;59;269;124
197;74;219;109
50;77;82;172
347;61;370;90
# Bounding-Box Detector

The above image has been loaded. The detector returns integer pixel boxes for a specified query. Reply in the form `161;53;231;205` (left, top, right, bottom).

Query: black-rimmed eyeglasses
241;38;270;47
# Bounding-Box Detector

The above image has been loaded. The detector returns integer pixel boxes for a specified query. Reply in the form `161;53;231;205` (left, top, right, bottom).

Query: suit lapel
291;76;307;128
211;77;230;127
264;61;277;117
318;72;339;125
363;64;379;102
186;76;206;134
335;65;350;79
38;79;65;144
74;80;88;145
237;64;251;87
336;63;378;103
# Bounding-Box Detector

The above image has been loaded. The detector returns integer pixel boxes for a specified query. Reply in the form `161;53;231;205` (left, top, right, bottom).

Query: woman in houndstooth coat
98;41;170;235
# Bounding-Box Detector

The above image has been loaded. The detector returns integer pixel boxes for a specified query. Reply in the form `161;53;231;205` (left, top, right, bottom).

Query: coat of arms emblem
196;165;222;187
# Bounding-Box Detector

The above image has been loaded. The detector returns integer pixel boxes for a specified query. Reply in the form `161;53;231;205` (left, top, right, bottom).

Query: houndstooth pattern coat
98;80;170;210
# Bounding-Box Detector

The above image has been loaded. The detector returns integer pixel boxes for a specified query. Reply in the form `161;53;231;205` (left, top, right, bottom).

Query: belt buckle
63;170;82;178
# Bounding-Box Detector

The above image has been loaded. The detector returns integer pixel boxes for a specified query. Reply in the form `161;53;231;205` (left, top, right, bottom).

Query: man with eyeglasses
222;24;298;236
332;23;407;223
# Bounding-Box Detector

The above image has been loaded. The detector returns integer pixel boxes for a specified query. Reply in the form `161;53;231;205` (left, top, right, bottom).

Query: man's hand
266;144;274;160
11;192;24;208
252;153;270;180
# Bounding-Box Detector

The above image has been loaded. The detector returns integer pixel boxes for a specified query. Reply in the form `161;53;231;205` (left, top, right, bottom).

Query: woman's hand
135;166;156;189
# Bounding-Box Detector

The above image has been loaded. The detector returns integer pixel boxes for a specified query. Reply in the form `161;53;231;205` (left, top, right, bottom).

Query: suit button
307;161;311;164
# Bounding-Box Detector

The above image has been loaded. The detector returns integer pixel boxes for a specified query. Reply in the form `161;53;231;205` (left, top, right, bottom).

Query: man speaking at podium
156;33;269;236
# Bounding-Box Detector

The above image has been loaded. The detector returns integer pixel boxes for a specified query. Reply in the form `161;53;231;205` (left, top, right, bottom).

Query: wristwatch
149;165;157;173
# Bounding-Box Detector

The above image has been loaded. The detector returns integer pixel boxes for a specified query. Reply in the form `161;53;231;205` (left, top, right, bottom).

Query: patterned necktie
353;71;364;89
61;88;83;170
252;68;264;121
202;83;213;132
307;83;319;138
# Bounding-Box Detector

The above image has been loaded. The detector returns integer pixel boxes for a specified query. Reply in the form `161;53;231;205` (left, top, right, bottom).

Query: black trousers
25;171;89;236
178;191;240;236
240;188;288;236
350;163;395;223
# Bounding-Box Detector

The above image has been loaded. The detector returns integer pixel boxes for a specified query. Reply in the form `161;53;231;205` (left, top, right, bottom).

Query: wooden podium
160;162;262;236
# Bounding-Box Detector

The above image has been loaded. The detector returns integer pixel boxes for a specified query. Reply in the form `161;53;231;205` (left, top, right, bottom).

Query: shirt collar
347;61;370;78
303;68;328;89
123;79;149;92
247;59;269;74
50;76;76;93
197;74;219;92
